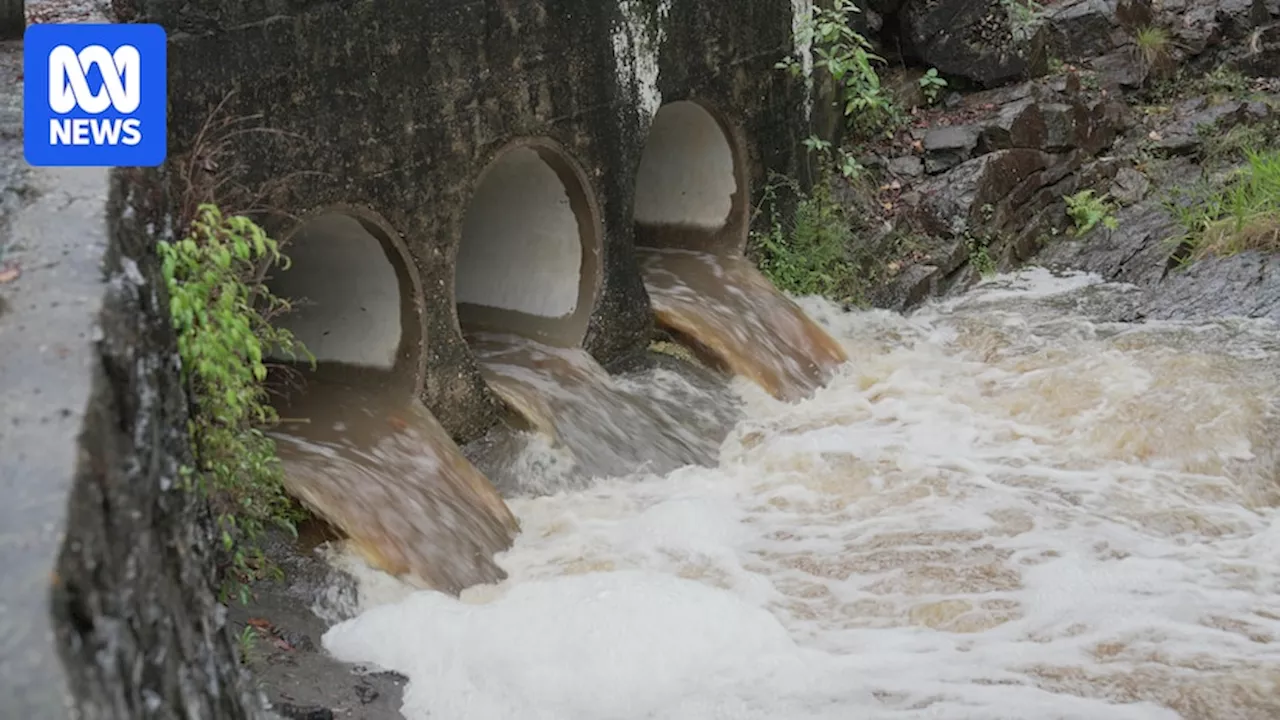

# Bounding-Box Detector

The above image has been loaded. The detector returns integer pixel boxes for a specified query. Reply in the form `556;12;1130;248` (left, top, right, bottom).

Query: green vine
159;203;313;604
778;0;900;139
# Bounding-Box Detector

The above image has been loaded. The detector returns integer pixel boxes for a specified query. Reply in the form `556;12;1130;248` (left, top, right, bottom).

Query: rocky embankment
841;0;1280;322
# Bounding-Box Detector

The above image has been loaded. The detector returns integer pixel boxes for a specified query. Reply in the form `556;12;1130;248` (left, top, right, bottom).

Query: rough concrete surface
127;0;815;443
1;14;265;718
0;33;109;720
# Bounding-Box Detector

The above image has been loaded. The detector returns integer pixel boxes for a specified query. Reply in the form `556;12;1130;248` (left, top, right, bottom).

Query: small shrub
1134;25;1171;71
1002;0;1045;41
918;68;948;105
1170;148;1280;259
778;0;900;139
750;175;861;304
950;214;998;278
236;625;259;664
159;203;313;604
803;135;865;180
1064;189;1120;235
1149;64;1253;104
1200;120;1280;169
967;236;997;277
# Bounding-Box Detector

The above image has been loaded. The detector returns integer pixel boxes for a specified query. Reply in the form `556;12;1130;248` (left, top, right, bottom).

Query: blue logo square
23;23;167;168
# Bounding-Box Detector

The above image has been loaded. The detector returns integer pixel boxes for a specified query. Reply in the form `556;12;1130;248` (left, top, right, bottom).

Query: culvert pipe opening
264;211;518;594
454;142;732;480
633;100;746;254
265;211;421;378
455;143;602;348
632;101;849;402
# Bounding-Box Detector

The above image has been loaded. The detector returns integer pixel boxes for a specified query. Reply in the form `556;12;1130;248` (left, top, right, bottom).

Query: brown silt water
269;377;519;595
467;331;737;480
638;247;849;402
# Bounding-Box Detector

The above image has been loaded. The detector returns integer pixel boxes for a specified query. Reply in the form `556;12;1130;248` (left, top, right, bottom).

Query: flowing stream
640;247;849;401
271;378;519;594
468;331;738;480
313;268;1278;720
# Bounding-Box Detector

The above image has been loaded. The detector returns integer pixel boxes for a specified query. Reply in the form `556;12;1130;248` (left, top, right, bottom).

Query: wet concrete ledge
0;33;264;716
0;165;269;720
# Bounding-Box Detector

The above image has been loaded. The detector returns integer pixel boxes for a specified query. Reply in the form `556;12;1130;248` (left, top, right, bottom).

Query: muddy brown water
266;245;847;595
270;378;519;595
638;247;849;402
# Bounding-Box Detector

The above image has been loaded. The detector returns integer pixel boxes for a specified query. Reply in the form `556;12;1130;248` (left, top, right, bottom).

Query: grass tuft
1170;149;1280;260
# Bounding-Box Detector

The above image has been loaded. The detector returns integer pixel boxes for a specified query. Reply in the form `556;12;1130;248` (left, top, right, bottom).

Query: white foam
325;268;1280;719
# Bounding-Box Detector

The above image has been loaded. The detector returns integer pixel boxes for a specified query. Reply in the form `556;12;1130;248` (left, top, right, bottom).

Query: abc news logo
48;44;144;147
23;24;167;168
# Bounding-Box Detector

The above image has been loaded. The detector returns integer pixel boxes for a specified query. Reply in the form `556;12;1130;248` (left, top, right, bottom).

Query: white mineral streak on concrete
612;0;672;128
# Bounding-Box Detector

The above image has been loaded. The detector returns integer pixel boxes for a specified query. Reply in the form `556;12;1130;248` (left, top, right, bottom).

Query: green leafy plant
918;68;948;105
236;625;260;664
159;203;313;604
1064;189;1120;235
750;174;861;304
1169;148;1280;260
803;135;866;180
778;0;899;138
1002;0;1045;41
967;235;997;277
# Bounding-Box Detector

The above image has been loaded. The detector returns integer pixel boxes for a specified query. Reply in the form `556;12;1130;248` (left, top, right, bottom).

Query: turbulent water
468;331;739;480
640;247;849;401
320;268;1280;720
270;378;519;594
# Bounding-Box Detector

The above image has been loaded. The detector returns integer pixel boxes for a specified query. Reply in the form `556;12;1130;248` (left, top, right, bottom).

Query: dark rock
1152;97;1275;156
279;630;315;653
1228;22;1280;76
1037;199;1182;286
275;704;333;720
870;263;943;311
354;682;379;705
225;546;407;720
953;80;1124;156
1109;166;1151;205
864;0;905;14
1039;102;1091;151
849;5;884;37
1086;50;1146;89
898;0;1049;87
914;149;1054;237
1046;0;1156;62
923;125;983;173
887;155;926;177
1140;251;1280;325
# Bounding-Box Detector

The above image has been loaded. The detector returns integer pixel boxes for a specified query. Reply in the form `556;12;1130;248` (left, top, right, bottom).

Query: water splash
468;332;739;481
325;268;1280;720
640;247;849;401
270;378;519;595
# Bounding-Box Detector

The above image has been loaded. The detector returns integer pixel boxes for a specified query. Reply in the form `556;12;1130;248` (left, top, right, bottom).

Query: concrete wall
0;164;268;720
134;0;817;442
1;2;826;716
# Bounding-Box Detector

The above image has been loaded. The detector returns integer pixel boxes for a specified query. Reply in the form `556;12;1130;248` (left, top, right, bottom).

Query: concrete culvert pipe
455;142;602;347
266;211;424;382
633;100;749;254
